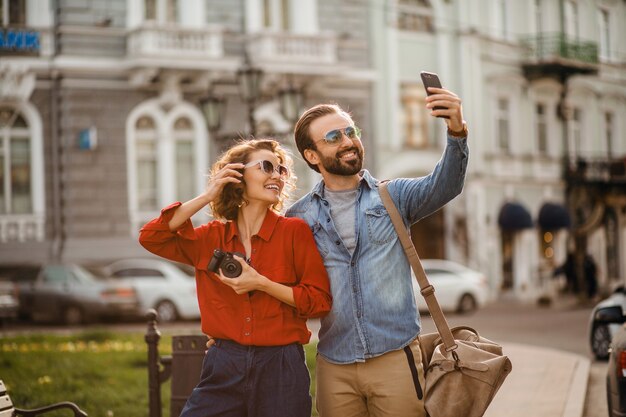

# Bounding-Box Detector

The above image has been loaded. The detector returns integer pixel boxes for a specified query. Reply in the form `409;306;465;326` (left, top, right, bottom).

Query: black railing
521;32;599;65
566;157;626;183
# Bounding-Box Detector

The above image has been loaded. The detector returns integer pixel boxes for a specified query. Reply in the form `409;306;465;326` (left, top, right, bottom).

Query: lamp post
237;58;263;136
199;94;225;135
278;83;303;125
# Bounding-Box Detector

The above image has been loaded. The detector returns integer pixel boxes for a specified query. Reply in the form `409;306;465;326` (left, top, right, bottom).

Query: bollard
145;309;172;417
169;335;207;417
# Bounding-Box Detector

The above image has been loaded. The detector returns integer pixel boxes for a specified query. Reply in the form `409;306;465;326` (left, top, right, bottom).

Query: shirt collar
311;169;375;199
225;209;280;243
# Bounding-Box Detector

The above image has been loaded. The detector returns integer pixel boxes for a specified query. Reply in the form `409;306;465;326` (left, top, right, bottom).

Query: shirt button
351;261;355;267
323;201;328;206
245;317;251;322
326;218;330;223
244;332;250;336
335;240;340;245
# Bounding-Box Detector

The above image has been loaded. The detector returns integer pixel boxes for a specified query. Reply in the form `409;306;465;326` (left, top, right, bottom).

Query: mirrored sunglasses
244;159;290;179
322;125;361;145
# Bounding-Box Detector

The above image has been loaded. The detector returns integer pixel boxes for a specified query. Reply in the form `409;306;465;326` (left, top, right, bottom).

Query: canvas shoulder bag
379;181;512;417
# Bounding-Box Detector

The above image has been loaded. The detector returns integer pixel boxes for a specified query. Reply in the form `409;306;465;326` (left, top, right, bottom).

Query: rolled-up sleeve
138;202;200;265
291;220;332;318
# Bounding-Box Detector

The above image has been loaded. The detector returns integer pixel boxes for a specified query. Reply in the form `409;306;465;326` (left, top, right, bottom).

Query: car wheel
155;300;178;323
591;323;611;360
62;305;84;326
457;294;477;314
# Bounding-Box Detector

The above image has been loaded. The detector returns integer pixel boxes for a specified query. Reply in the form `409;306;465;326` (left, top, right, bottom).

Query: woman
139;139;332;417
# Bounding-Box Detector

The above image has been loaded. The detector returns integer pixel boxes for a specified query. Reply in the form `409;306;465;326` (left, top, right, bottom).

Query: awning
498;202;533;231
538;203;571;230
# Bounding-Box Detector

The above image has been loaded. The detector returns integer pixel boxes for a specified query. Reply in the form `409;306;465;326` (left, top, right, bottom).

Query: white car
103;258;200;322
413;259;489;314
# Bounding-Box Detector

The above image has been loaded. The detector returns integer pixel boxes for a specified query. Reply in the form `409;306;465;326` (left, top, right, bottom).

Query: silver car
18;264;140;325
102;258;200;322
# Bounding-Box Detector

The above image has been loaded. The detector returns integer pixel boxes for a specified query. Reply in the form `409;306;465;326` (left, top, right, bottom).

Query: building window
605;112;614;158
568;107;582;156
397;0;434;33
262;0;290;31
496;98;510;153
401;85;432;149
534;0;542;33
598;8;611;61
0;107;32;215
128;101;207;231
165;0;177;23
495;0;508;39
173;117;195;203
1;0;26;26
564;0;579;40
145;0;157;21
135;116;158;211
536;103;548;155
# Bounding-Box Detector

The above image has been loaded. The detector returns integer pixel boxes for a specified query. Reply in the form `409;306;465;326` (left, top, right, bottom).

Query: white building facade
371;0;626;300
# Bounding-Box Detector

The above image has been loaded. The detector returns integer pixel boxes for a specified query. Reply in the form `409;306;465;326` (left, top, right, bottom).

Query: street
1;295;609;416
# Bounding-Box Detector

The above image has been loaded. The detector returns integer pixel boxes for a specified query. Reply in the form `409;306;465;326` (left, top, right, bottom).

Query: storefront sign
0;29;40;55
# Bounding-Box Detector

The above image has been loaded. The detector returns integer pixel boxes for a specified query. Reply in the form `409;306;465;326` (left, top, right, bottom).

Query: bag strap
379;181;457;352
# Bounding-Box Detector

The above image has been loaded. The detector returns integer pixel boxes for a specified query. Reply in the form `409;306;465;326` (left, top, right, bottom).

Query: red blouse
139;203;332;346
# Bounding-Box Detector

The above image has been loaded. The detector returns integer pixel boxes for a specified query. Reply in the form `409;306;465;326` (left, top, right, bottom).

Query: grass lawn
0;330;318;417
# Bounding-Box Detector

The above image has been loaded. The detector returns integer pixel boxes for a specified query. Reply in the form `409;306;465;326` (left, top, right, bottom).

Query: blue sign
0;29;40;55
78;127;98;151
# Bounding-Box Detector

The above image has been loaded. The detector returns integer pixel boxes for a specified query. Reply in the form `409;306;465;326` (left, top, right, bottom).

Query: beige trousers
315;339;426;417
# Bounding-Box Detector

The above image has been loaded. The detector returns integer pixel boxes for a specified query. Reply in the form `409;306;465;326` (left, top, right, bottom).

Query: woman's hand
217;255;269;295
204;163;245;203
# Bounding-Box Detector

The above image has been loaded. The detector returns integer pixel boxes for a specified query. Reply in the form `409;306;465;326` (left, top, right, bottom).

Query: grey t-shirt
325;188;358;255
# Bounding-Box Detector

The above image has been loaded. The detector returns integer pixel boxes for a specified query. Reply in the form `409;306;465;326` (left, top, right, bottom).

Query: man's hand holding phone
420;71;466;134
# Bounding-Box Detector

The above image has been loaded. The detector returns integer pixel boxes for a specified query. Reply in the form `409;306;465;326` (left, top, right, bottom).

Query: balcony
127;24;224;65
521;32;598;81
248;31;337;67
567;157;626;185
0;215;45;243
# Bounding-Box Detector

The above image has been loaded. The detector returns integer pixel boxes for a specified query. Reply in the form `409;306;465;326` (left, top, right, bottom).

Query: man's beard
319;146;364;176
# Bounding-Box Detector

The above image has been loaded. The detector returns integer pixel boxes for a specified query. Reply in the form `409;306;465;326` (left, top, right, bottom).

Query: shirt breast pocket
311;222;329;257
365;206;396;245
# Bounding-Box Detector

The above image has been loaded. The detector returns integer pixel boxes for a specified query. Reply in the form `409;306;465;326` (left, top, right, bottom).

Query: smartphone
420;71;449;119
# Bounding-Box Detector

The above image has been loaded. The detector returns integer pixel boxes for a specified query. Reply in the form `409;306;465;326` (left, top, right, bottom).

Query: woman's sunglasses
244;159;290;180
318;125;362;146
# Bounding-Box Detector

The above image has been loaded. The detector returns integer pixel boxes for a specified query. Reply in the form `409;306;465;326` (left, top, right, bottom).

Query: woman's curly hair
208;139;296;221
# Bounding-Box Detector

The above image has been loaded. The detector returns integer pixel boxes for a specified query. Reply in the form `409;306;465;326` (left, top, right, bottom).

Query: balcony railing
0;215;45;242
127;25;224;60
248;32;337;64
567;157;626;184
521;32;598;65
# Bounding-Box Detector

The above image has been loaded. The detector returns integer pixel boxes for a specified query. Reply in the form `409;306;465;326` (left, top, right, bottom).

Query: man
284;87;469;417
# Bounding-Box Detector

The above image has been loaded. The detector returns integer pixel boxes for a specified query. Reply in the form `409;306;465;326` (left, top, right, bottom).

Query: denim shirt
285;135;468;364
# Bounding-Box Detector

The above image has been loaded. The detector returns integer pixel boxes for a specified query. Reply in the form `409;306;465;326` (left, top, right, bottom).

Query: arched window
0;106;31;214
127;101;208;231
0;103;44;242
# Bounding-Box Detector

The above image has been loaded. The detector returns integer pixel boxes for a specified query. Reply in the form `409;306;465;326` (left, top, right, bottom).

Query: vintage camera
207;249;244;278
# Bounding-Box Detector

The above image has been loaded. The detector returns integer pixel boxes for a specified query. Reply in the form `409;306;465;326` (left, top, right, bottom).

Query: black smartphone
420;71;449;119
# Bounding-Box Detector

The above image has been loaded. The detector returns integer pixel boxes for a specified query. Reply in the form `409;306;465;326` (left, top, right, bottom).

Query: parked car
0;280;19;323
589;287;626;360
17;264;140;325
606;322;626;416
413;259;489;314
101;258;200;322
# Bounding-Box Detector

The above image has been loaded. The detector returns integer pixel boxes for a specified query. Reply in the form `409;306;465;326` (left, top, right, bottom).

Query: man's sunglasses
244;159;290;179
318;125;362;145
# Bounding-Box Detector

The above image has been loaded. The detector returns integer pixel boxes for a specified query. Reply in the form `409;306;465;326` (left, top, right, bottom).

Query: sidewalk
485;342;590;417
